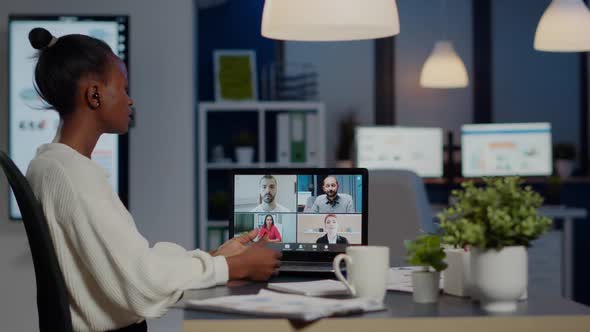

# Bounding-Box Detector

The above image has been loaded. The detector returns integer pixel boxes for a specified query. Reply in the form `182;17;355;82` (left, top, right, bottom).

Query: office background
0;0;589;331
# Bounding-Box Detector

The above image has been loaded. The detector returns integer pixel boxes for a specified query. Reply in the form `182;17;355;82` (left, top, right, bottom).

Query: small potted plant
553;143;576;179
404;234;447;303
438;177;552;312
233;130;256;164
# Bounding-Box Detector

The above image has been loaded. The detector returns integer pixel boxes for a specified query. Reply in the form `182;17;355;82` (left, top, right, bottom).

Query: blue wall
395;0;473;137
197;0;277;101
493;0;581;164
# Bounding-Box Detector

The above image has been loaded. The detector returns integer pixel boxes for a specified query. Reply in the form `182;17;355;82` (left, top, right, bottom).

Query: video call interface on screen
233;174;364;252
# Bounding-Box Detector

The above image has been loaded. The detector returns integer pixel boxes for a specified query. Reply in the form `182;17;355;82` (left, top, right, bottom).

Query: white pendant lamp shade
261;0;400;41
420;41;469;88
534;0;590;52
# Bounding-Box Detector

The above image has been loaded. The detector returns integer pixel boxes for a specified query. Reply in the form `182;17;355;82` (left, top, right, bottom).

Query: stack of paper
267;279;350;296
185;289;384;321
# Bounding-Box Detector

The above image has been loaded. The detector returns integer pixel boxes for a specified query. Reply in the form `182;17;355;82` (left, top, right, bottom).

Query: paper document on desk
185;289;384;321
387;267;444;292
267;279;350;296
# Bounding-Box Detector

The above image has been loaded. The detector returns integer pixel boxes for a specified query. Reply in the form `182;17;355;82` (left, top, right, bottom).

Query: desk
181;277;590;332
538;206;587;299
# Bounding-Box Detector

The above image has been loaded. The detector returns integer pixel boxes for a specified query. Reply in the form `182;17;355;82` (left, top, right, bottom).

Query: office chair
368;169;437;266
0;151;73;332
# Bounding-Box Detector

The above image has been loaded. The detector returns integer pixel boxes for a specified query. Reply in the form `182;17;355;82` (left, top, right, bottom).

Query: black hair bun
29;27;54;50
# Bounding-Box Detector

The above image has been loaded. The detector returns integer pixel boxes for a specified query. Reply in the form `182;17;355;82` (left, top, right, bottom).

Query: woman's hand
226;242;282;281
212;229;260;258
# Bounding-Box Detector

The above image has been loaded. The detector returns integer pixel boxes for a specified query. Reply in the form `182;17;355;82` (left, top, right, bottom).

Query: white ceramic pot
471;246;527;312
412;270;440;303
235;146;254;164
443;248;471;297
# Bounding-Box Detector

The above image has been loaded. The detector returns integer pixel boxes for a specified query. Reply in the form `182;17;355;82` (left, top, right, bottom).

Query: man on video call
311;176;355;213
251;175;290;212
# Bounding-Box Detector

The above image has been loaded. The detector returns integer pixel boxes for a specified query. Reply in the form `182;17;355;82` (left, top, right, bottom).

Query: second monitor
461;122;552;177
355;126;444;178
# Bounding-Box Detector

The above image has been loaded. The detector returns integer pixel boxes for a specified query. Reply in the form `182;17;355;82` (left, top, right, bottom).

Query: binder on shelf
277;113;291;163
306;113;318;164
290;112;306;163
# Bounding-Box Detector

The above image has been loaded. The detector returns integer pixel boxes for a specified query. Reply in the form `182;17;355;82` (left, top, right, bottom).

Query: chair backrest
0;151;73;332
368;169;436;266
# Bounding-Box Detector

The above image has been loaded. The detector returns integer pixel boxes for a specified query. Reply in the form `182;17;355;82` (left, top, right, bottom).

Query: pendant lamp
261;0;400;41
534;0;590;52
420;40;469;88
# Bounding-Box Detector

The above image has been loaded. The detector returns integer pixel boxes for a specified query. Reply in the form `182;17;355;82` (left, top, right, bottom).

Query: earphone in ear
91;91;100;109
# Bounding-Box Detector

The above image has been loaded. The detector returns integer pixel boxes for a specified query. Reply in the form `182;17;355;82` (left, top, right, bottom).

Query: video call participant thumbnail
257;214;282;243
316;214;349;244
311;175;355;213
251;175;290;212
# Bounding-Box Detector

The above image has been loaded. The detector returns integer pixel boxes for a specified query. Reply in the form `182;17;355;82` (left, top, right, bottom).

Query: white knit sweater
26;143;228;332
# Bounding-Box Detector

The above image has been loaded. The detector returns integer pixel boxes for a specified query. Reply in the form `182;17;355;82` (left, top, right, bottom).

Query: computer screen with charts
355;126;444;178
461;122;552;177
8;15;129;218
230;169;368;261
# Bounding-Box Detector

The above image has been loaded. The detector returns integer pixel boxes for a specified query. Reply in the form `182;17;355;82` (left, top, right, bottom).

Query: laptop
229;168;368;273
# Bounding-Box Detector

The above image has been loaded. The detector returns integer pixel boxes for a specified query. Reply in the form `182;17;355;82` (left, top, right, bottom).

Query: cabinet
198;102;326;248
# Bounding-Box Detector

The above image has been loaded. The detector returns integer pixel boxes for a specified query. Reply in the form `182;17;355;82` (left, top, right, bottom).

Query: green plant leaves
438;177;552;250
405;234;448;272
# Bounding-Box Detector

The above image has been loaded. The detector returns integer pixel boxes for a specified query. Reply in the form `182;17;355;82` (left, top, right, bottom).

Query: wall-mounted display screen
8;15;129;218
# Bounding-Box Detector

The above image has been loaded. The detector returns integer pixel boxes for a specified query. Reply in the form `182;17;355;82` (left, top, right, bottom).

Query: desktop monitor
355;126;444;178
461;122;552;177
8;15;129;219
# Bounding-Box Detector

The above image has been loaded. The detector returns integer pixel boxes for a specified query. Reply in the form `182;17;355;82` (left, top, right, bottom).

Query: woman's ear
84;84;101;110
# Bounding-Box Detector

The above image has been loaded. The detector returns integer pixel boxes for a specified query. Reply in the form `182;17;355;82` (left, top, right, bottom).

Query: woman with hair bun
25;28;281;332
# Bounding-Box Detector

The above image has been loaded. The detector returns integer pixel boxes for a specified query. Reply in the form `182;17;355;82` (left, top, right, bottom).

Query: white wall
0;1;195;330
395;0;473;137
285;41;375;166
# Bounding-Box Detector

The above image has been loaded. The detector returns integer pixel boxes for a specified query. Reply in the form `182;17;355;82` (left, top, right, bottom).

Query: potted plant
438;177;552;312
404;234;447;303
233;130;256;164
553;143;576;179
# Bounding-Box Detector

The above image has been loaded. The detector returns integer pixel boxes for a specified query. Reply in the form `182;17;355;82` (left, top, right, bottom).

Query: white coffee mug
333;246;389;302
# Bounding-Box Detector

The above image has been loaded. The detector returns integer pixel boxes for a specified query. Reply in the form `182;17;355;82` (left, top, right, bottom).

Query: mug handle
333;253;356;296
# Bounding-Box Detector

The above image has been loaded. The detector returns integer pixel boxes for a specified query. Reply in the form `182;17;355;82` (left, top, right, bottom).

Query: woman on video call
316;214;349;244
258;214;282;242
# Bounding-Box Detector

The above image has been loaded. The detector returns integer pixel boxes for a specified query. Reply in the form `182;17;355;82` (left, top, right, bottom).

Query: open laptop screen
230;169;368;260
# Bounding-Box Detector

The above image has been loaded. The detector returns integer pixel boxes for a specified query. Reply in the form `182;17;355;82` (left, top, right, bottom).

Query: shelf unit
198;101;326;249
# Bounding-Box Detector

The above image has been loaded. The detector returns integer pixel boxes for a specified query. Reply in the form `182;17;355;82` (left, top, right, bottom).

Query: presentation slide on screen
8;18;126;218
461;123;552;177
355;126;444;177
